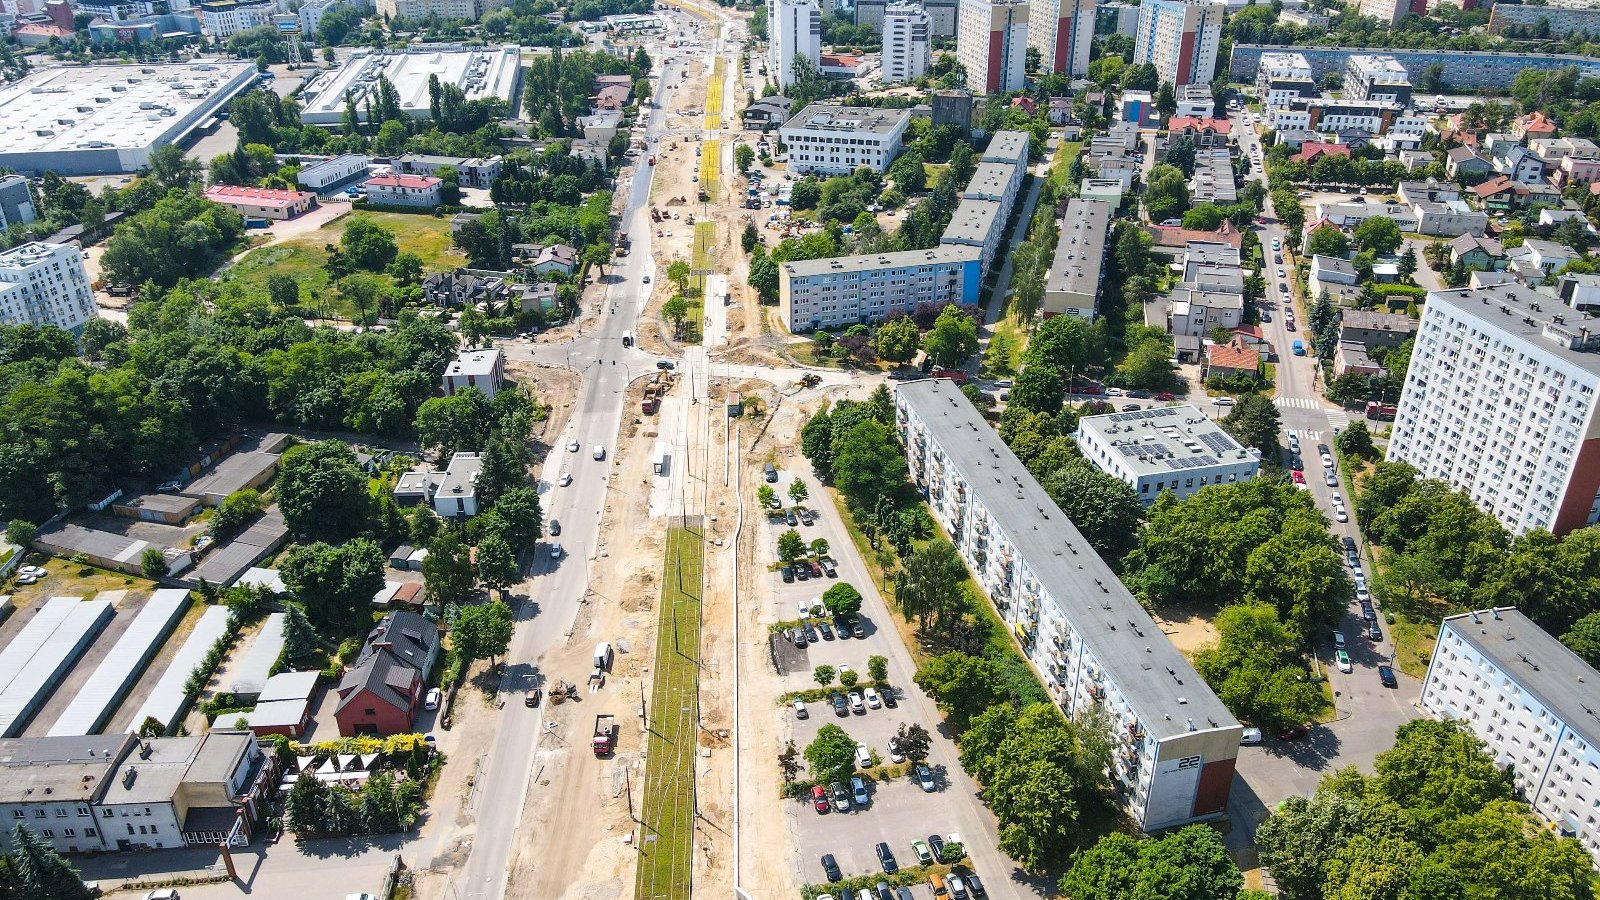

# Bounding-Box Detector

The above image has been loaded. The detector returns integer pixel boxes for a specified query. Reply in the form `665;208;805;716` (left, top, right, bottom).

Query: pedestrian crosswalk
1273;396;1322;410
1327;410;1351;430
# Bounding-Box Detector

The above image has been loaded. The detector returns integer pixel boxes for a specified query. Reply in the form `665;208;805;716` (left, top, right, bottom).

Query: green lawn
634;523;705;900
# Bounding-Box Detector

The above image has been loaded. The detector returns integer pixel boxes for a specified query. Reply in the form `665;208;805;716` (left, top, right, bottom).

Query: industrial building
1421;607;1600;865
779;103;911;175
297;45;522;126
45;590;191;737
0;60;256;175
895;379;1242;832
1075;405;1260;504
201;184;317;220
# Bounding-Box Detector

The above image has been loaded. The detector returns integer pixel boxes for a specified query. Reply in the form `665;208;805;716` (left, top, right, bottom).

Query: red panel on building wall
1054;16;1070;72
1175;31;1196;87
987;30;1003;93
1192;756;1236;816
1553;437;1600;535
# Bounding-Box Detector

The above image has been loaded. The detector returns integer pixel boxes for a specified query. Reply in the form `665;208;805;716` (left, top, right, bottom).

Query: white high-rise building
769;0;822;89
1421;607;1600;866
0;242;97;334
956;0;1028;94
1027;0;1094;77
882;2;932;83
1387;282;1600;536
1132;0;1224;88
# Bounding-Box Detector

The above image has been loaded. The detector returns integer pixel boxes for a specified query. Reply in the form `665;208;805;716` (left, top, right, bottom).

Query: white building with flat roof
433;451;482;518
0;61;256;175
779;103;910;174
1043;197;1111;319
779;245;982;331
297;45;522;126
1388;282;1600;536
882;2;932;83
443;347;505;399
956;0;1029;94
1076;404;1259;503
770;0;822;88
896;379;1243;832
1344;54;1412;104
1254;51;1315;108
196;0;277;38
1421;607;1600;866
0;242;97;333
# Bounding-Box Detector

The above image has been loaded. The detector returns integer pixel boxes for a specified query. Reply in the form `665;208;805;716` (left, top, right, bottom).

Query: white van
592;445;606;460
594;642;613;671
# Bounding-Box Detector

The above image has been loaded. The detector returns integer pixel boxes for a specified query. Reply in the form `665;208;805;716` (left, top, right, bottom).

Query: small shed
245;670;319;738
726;393;743;416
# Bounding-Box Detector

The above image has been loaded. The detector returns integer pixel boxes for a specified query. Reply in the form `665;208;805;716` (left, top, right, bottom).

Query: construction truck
592;714;617;756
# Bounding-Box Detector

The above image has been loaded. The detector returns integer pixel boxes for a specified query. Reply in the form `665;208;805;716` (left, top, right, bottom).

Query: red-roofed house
1229;325;1272;359
202;185;317;220
1167;117;1232;148
1292;142;1351;164
592;83;631;110
1010;96;1036;115
1513;111;1557;141
1202;339;1263;381
819;53;865;78
11;21;73;45
1147;220;1243;255
365;174;442;208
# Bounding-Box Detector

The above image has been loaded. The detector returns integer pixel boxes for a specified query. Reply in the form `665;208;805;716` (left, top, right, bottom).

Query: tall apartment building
1043;197;1111;319
1027;0;1094;76
0;175;37;230
924;0;957;37
854;0;886;29
956;0;1029;94
1133;0;1224;88
0;242;96;333
1421;607;1600;865
895;379;1242;832
1387;282;1600;536
882;2;932;83
1344;54;1412;105
778;246;982;331
769;0;822;88
1355;0;1424;27
779;103;911;175
1254;51;1316;109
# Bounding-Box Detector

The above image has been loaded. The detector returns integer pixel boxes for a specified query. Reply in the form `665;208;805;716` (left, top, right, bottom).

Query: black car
928;833;946;859
1291;455;1304;471
781;566;794;583
795;565;810;581
786;510;799;526
820;854;841;882
1342;535;1357;552
831;693;849;716
961;871;986;897
656;359;675;370
818;621;834;640
1360;600;1377;621
793;628;807;648
1378;665;1398;688
881;687;898;708
549;519;561;536
802;623;818;643
876;842;898;874
1367;621;1382;641
896;889;915;900
876;882;893;900
1121;403;1140;412
1128;390;1150;399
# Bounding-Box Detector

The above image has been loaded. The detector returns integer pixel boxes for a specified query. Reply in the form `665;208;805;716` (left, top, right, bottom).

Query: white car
1334;505;1349;523
1212;397;1236;407
1336;649;1353;673
569;439;580;452
1277;269;1285;278
1330;491;1343;505
1320;452;1334;468
856;743;872;768
18;565;45;578
1240;727;1263;745
143;891;180;900
425;687;442;710
887;738;905;763
1105;387;1126;397
799;598;821;617
863;687;881;708
550;543;564;560
559;472;572;486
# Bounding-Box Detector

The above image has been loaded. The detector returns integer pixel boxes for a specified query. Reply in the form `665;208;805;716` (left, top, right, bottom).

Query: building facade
1354;0;1423;26
1132;0;1224;88
956;0;1029;94
1254;52;1316;109
442;347;505;399
1027;0;1094;77
1228;44;1600;88
1076;405;1260;503
1388;283;1600;536
779;103;910;175
374;0;476;19
895;379;1243;832
779;246;981;331
201;184;316;220
0;175;37;230
882;2;932;83
1421;607;1600;865
769;0;822;88
0;242;96;333
196;0;276;38
364;173;442;207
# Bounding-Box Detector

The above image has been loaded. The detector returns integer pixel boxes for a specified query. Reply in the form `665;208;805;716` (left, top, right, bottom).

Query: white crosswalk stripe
1327;411;1351;429
1288;428;1322;441
1273;396;1321;410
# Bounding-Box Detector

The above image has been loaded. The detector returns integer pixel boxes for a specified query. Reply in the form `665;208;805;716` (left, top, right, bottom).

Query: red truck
592;714;616;756
648;154;656;166
1365;402;1397;421
929;367;968;383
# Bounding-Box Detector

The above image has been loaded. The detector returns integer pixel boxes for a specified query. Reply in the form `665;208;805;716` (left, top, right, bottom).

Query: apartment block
196;0;276;39
769;0;822;88
1388;282;1600;535
0;241;97;333
882;2;932;83
1229;45;1600;89
1421;607;1600;865
1076;405;1260;503
1254;51;1316;109
939;198;1006;273
1343;54;1413;104
1354;0;1424;26
779;103;910;175
1489;1;1600;38
779;245;982;331
895;380;1243;832
1132;0;1224;88
1027;0;1094;77
1042;198;1111;319
0;175;37;230
956;0;1029;94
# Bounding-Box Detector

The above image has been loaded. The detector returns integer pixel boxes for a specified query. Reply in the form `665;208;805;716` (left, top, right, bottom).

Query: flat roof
113;492;201;516
256;670;319;704
179;450;280;500
896;380;1239;741
1045;198;1112;296
435;452;482;502
445;347;502;378
981;130;1030;165
0;732;131;803
1424;283;1600;375
1078;404;1256;477
202;184;313;209
780;102;910;136
962;160;1018;200
0;60;255;157
297;45;522;125
1440;607;1600;748
782;244;979;277
939;198;1001;246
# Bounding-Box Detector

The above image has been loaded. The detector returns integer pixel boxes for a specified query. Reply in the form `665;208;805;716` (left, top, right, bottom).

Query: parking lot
761;467;1032;900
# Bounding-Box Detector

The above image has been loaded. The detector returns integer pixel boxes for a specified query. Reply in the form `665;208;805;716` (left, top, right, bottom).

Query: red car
1079;385;1101;395
1155;392;1175;401
1291;470;1306;484
1278;725;1310;741
812;785;829;813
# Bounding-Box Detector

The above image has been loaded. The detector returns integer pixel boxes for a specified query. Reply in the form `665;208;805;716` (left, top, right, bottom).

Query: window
365;708;377;716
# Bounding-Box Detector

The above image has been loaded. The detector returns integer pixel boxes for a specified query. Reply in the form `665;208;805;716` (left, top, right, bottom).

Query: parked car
1360;600;1377;621
795;565;810;581
1378;665;1398;688
831;782;851;812
1336;649;1353;673
1324;469;1339;487
821;853;842;881
887;737;904;763
549;519;561;536
781;566;794;583
849;692;865;714
1240;727;1263;745
915;763;936;792
855;743;872;768
912;839;934;865
786;510;799;526
852;775;870;806
876;842;898;874
961;870;986;897
793;698;808;719
559;472;572;486
831;693;848;716
1332;630;1346;649
819;558;837;577
1334;505;1349;522
1342;535;1357;552
863;687;881;708
1278;725;1310;741
818;621;834;640
948;874;969;900
880;688;897;708
928;834;946;859
1367;621;1383;641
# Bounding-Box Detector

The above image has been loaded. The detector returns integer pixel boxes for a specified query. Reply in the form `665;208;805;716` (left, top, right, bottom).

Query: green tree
266;273;301;308
1372;719;1514;830
1059;826;1243;900
1561;612;1600;667
742;222;760;253
868;654;889;683
341;216;399;271
924;305;978;368
5;519;37;547
894;721;930;761
1009;365;1064;416
914;651;1009;728
488;486;543;550
281;538;386;636
831;420;908;512
145;143;203;190
787;479;809;506
757;484;776;508
423;528;475;608
822;582;864;617
814;664;836;687
211;488;263;538
415;389;492;459
735;143;755;173
1025;315;1089;377
1255;790;1406;900
1145;164;1191;223
455;600;515;666
9;823;91;900
1336;420;1377;460
475;535;518;601
1398;246;1418;281
277;441;375;541
1156;81;1177;115
893;540;967;634
140;546;167;579
1352;216;1402;255
1306;225;1351;259
662;295;690;339
872;316;921;362
777;528;807;562
805;724;858;786
1040;457;1143;561
1221;393;1280;456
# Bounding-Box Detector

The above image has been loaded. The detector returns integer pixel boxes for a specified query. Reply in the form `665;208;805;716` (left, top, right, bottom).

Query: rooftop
939;198;1002;246
435;452;482;504
1425;282;1600;373
445;347;502;378
202;184;314;209
1312;254;1357;277
782;244;980;277
962;160;1018;200
781;103;910;136
982;130;1030;164
1440;607;1600;749
298;45;523;125
0;733;132;804
1045;198;1112;296
897;380;1239;742
367;173;440;190
1079;404;1257;476
1341;308;1416;332
1348;53;1410;82
1168;116;1232;134
1206;340;1262;371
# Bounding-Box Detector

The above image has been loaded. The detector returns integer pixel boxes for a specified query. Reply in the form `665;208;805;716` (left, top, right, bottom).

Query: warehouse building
297;45;523;126
0;60;257;175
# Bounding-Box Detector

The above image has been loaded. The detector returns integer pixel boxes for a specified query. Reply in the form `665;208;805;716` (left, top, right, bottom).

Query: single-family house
1338;308;1416;351
530;243;579;276
334;611;439;736
1512;111;1558;141
1449;233;1506;270
1167;116;1232;148
1494;145;1547;186
443;348;505;399
742;96;792;131
1202;339;1262;381
1292;141;1350;164
1333;340;1385;377
1507;238;1579;278
1047;97;1073;125
1309;254;1359;301
422;268;510;309
1446;146;1493;181
364;174;442;208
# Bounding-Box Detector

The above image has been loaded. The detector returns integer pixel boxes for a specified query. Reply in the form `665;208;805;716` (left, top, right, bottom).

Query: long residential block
1421;607;1600;865
1228;44;1600;88
895;379;1242;831
779;245;981;332
1043;197;1111;319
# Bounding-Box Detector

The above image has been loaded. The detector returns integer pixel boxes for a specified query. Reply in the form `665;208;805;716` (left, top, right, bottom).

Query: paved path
972;135;1057;371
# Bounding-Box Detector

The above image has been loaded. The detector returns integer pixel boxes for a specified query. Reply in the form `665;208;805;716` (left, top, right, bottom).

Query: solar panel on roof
1199;432;1237;454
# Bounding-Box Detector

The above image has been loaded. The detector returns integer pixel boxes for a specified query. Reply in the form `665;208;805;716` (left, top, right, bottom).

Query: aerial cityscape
0;0;1597;896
